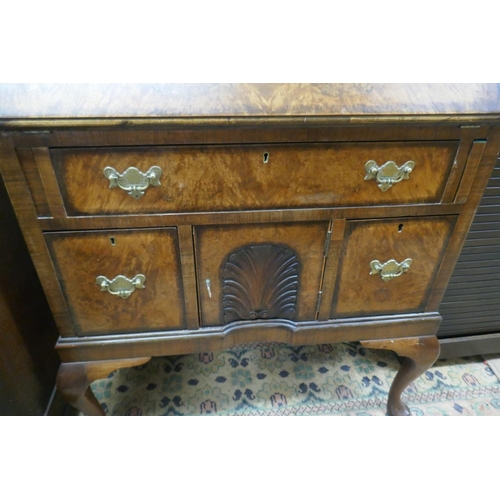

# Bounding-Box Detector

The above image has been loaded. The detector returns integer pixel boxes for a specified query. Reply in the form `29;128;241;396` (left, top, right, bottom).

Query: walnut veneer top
1;84;499;124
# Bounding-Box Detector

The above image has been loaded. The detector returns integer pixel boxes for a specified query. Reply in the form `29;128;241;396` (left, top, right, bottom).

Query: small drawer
331;216;457;317
50;141;458;215
45;228;186;335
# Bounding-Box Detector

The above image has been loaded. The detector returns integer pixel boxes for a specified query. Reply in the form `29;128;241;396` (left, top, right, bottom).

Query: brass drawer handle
370;259;412;282
103;166;162;199
364;160;415;192
96;274;146;299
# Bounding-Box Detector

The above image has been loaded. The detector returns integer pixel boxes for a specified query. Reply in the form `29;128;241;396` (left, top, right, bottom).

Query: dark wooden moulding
1;83;500;416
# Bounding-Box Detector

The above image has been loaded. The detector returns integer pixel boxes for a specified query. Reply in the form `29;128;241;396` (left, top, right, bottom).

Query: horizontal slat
466;221;500;232
485;177;500;188
453;259;500;270
450;273;500;286
439;323;500;337
449;274;500;283
441;288;500;299
470;213;500;224
483;183;500;191
438;325;499;336
456;251;500;262
438;309;500;320
439;318;500;331
440;294;500;311
448;271;500;282
452;266;500;281
480;183;500;192
441;313;500;323
478;194;500;205
442;282;500;293
441;292;500;305
441;295;500;306
440;326;500;337
459;238;500;247
477;204;500;214
466;229;500;239
459;244;500;255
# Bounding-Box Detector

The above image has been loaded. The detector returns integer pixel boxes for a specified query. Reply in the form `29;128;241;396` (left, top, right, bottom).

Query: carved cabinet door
195;222;330;326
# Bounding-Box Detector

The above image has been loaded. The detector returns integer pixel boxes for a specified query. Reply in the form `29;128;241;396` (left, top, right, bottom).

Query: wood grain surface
1;84;499;120
1;84;498;415
361;336;441;416
9;123;478;150
332;216;456;317
177;225;200;330
45;228;186;335
195;222;329;326
55;313;443;363
38;203;462;232
16;148;51;217
50;142;458;215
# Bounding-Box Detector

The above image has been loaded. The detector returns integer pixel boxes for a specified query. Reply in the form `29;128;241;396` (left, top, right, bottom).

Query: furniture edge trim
55;312;442;362
2;114;500;130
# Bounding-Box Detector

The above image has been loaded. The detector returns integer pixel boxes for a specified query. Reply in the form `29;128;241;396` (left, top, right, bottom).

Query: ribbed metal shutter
438;157;500;338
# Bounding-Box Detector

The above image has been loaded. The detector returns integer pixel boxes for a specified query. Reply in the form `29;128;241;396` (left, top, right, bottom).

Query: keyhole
263;152;269;164
398;224;404;233
110;237;116;246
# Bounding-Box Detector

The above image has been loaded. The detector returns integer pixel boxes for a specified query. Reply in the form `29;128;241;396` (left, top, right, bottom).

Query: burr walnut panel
50;141;458;215
332;216;457;318
45;228;185;336
2;83;499;119
195;222;329;326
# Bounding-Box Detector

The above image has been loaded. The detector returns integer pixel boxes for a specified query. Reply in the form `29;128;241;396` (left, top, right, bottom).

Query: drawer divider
317;219;345;321
178;225;200;330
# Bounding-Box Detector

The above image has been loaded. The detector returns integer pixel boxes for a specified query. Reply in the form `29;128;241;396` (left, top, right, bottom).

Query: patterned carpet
91;342;500;416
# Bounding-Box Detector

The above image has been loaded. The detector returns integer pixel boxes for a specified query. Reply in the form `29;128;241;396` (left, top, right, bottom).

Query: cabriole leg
360;336;440;416
56;357;151;416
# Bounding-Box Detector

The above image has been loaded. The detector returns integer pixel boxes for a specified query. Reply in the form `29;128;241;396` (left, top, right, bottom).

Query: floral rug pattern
91;342;500;416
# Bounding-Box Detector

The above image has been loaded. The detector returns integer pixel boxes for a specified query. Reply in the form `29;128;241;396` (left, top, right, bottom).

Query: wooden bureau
1;83;499;416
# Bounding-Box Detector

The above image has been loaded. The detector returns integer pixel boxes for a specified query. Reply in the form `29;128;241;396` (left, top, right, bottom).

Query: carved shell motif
222;244;300;324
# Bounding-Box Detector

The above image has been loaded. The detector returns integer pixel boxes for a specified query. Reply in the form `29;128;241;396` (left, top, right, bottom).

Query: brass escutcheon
369;259;412;282
103;166;162;199
364;160;415;192
96;274;146;299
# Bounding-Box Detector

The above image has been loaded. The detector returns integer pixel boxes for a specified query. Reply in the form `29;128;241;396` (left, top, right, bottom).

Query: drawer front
51;142;458;215
195;222;330;326
331;216;456;317
45;229;185;335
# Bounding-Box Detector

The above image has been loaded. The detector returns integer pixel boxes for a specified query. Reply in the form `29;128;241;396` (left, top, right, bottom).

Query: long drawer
49;141;458;215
